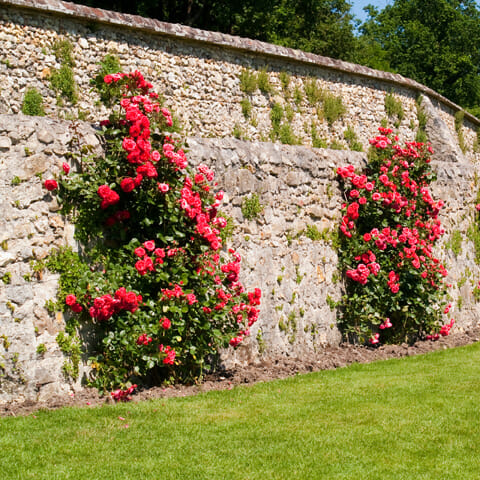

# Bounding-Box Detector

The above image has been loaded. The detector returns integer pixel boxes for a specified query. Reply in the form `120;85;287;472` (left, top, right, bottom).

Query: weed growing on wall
337;127;453;345
43;71;261;393
384;92;404;128
241;193;263;220
257;68;273;95
50;38;78;105
455;110;467;153
415;96;428;143
21;88;45;116
344;126;363;151
321;92;346;126
239;68;257;95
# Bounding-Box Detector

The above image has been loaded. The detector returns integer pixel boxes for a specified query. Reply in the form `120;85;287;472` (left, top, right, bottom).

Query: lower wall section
0;105;479;405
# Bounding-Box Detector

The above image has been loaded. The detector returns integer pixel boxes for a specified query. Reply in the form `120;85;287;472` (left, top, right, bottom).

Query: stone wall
1;0;480;405
1;100;480;404
0;0;479;159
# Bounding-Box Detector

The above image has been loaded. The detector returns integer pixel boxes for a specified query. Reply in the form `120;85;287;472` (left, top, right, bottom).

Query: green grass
2;344;480;479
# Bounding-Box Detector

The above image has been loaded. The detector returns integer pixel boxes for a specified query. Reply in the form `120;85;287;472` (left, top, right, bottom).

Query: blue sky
350;0;480;24
349;0;392;24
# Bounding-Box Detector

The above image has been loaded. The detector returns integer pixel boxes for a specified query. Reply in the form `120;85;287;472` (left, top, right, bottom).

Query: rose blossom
65;294;77;306
44;179;58;191
120;177;136;193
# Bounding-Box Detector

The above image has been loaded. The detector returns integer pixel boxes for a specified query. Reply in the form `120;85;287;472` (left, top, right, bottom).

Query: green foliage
269;103;299;144
455;110;467;153
384;92;404;125
321;93;346;126
278;123;299;145
415;96;429;143
1;334;10;350
468;219;480;265
311;123;328;148
304;78;323;105
326;295;338;311
11;176;22;186
329;140;344;150
284;104;294;123
21;88;45;116
344;126;363;151
44;72;261;392
279;71;290;91
240;97;252;118
337;128;450;344
53;39;75;67
270;102;283;130
56;331;81;380
71;0;359;62
256;328;266;354
40;246;90;318
239;68;257;95
232;123;244;139
445;230;463;257
304;224;322;241
257;69;273;95
293;85;303;107
1;272;12;284
91;53;122;106
50;64;78;105
241;193;263;220
50;39;78;105
358;0;480;110
36;343;47;355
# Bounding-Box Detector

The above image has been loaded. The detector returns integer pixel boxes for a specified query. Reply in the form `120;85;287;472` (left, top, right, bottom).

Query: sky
349;0;392;24
350;0;480;24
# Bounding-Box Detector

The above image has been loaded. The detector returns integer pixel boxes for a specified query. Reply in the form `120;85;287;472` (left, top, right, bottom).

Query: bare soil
2;327;480;417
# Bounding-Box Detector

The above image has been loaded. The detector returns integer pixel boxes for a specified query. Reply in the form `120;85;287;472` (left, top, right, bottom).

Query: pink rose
143;240;155;251
122;137;137;152
158;183;169;193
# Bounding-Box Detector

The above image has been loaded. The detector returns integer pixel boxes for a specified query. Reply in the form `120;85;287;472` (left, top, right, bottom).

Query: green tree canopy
71;0;358;61
357;0;480;110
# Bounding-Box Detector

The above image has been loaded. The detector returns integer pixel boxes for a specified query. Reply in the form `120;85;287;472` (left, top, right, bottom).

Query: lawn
1;343;480;479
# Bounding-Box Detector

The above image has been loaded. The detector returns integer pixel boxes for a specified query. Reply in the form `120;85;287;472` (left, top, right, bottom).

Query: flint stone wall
0;0;479;160
1;100;480;404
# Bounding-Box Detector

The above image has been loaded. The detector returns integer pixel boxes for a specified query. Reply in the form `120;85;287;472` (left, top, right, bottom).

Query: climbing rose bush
45;71;260;392
337;127;453;344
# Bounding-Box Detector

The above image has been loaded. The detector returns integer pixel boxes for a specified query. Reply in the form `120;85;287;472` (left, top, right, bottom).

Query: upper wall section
1;0;479;154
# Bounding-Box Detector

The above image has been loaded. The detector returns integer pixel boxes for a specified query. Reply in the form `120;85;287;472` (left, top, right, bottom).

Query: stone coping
1;0;479;126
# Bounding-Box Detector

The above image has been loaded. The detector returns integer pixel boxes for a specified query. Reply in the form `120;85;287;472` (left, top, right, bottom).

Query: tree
357;0;480;109
70;0;359;62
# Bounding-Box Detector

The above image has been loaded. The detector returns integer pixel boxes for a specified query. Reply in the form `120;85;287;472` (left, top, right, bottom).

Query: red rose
65;294;77;306
44;179;58;191
120;177;136;193
71;303;83;313
62;163;70;174
160;317;171;329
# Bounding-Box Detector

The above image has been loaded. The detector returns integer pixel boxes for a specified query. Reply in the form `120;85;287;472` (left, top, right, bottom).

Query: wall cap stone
2;0;479;126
